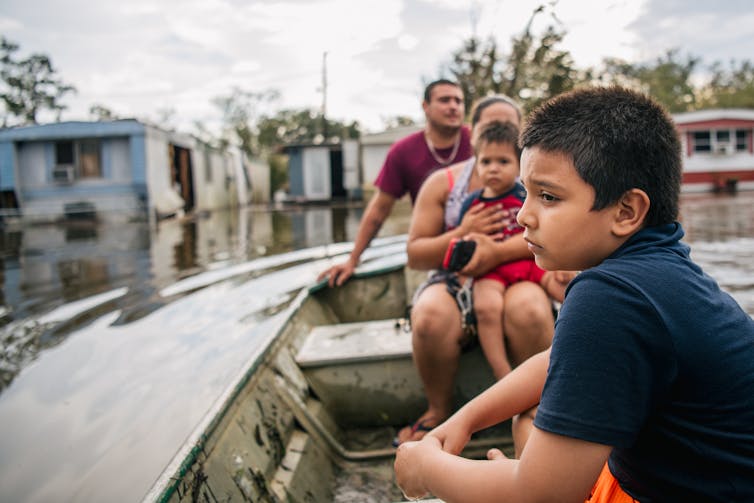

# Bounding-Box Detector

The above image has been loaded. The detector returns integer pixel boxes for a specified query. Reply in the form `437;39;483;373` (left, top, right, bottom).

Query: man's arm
317;190;396;287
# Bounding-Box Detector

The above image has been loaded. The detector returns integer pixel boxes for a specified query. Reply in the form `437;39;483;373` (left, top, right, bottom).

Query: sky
1;0;754;135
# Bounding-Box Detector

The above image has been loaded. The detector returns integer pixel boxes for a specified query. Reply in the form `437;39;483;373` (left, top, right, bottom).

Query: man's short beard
431;121;462;138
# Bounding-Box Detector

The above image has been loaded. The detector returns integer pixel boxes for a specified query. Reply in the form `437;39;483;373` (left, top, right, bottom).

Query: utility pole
321;51;328;140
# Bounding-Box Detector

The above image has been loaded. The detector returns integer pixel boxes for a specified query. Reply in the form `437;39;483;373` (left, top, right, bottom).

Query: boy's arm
430;349;550;455
396;426;612;503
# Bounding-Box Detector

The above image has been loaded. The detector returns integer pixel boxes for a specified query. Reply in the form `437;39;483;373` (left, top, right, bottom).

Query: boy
394;86;754;502
454;121;571;380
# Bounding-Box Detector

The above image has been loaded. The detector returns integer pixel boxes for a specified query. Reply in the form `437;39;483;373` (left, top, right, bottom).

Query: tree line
2;4;754;163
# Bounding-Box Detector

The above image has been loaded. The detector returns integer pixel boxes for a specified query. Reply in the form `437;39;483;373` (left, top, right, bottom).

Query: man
318;79;472;286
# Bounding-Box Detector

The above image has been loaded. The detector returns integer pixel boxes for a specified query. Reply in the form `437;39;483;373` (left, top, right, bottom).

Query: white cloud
2;0;753;134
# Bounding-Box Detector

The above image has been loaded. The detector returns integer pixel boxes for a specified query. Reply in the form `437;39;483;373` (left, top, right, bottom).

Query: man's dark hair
424;79;460;103
475;120;521;159
520;86;682;226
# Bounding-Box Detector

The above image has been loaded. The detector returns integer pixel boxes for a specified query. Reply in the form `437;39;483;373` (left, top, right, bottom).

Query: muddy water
0;193;751;502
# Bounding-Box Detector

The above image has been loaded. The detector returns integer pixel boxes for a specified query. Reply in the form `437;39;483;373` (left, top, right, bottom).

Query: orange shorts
585;463;638;503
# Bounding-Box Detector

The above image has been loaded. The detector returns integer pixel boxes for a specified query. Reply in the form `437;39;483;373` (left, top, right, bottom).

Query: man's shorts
586;463;637;503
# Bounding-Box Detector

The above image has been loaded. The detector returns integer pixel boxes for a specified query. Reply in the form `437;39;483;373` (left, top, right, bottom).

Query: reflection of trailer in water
674;109;754;193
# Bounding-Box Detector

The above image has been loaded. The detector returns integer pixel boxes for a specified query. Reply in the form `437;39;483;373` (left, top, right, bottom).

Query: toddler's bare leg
474;278;511;380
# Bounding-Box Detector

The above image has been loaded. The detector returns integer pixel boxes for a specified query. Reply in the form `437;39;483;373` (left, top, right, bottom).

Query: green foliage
0;36;76;126
598;50;700;112
443;4;586;115
267;153;289;195
698;60;754;108
441;4;754;117
212;87;280;157
257;108;359;150
89;103;117;121
381;115;417;130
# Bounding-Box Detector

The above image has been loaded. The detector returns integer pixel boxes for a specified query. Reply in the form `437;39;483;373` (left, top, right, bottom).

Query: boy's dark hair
520;86;681;226
424;79;460;103
475;120;521;159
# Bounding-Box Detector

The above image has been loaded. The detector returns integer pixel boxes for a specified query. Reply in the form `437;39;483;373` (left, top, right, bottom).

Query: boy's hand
458;204;509;239
552;270;578;285
394;436;441;500
427;415;472;455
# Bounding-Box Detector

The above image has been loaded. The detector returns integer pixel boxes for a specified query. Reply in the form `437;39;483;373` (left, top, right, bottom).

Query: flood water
0;193;752;502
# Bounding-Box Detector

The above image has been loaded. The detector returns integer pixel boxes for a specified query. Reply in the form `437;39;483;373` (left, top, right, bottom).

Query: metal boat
144;254;511;502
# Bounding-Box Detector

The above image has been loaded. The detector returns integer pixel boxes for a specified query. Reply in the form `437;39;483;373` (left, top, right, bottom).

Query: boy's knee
473;293;503;321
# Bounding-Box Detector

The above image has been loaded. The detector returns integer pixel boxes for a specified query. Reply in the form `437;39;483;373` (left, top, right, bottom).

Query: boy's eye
540;192;558;202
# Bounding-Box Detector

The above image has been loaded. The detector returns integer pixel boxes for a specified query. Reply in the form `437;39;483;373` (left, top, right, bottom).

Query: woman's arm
460;232;533;278
407;170;508;270
406;169;463;269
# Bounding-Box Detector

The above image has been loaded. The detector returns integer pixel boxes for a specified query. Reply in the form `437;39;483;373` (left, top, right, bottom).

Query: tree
257;108;359;150
0;36;76;126
212;87;280;157
381;115;417;130
597;49;699;112
442;3;584;114
698;59;754;109
89;104;117;121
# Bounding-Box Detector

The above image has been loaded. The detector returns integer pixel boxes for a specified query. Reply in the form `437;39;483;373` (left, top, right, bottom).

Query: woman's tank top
444;157;476;230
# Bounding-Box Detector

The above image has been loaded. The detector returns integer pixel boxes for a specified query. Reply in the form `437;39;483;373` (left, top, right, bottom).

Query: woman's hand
458;204;511;239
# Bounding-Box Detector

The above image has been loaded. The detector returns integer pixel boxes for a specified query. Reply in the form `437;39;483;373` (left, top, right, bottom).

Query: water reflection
0;194;750;502
0;201;414;392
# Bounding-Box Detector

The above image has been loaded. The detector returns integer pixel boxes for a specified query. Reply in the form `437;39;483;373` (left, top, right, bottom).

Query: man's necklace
425;131;461;166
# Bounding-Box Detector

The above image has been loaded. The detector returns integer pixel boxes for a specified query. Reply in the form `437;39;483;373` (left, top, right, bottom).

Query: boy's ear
611;188;650;237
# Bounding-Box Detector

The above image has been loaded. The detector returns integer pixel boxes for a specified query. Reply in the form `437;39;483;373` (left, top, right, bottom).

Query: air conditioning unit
715;143;733;155
52;164;75;184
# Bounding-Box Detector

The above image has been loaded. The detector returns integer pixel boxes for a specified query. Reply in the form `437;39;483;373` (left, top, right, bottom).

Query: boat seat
296;319;411;368
295;319;420;426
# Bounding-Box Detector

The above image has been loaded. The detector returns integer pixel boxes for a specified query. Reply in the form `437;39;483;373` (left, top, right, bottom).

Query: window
56;141;74;165
693;131;711;152
736;129;748;152
53;139;102;181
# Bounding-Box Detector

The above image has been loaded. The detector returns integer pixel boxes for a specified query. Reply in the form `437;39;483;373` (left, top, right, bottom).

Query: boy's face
517;147;623;271
476;141;519;196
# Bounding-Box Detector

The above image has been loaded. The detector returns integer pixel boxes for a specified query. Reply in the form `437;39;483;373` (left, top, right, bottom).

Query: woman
397;96;556;458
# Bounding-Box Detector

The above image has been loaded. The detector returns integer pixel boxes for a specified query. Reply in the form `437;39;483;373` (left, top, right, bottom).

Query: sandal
392;416;437;447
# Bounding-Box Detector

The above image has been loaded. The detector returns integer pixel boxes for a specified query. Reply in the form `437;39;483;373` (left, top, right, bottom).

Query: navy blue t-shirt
535;223;754;502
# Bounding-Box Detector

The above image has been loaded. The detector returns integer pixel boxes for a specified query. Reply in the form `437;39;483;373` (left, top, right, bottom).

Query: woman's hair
470;95;522;126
